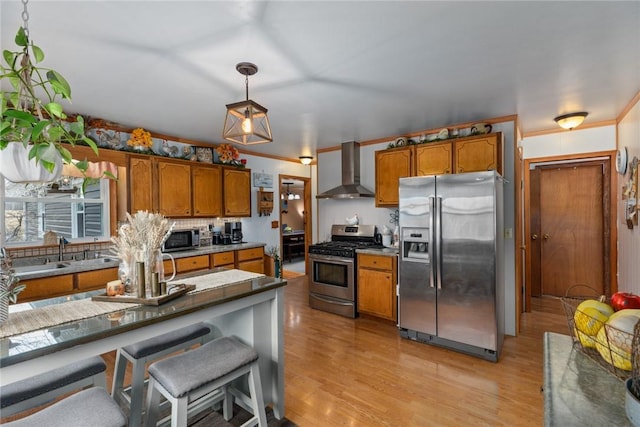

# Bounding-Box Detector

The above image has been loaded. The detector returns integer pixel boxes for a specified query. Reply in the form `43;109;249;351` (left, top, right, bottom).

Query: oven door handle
309;254;354;265
310;293;354;306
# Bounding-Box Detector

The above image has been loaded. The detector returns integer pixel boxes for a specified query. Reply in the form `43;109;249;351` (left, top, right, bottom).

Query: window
2;175;110;245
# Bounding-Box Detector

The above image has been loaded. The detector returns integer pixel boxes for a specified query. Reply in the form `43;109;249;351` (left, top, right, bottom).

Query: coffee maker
225;222;243;244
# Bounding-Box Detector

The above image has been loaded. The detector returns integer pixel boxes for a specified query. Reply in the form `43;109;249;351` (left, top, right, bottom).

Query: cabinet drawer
212;251;235;267
237;259;264;274
77;268;119;290
237;247;264;262
19;274;74;301
359;254;393;270
175;255;209;273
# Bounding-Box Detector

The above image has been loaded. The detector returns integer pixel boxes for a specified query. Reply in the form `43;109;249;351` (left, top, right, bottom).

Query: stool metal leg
144;377;161;427
247;363;267;427
128;358;147;427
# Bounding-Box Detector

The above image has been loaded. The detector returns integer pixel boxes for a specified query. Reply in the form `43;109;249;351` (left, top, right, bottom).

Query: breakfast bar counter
0;268;287;419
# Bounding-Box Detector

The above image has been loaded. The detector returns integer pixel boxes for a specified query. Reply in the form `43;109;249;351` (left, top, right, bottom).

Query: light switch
504;228;513;239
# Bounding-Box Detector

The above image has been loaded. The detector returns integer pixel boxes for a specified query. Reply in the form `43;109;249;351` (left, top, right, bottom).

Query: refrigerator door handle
435;196;443;290
429;196;436;289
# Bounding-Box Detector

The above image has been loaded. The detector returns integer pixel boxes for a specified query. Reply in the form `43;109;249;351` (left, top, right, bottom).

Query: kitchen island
0;268;287;419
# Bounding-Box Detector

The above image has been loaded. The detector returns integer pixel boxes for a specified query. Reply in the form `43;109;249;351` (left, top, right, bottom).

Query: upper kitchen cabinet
375;146;413;207
129;155;154;212
454;133;502;174
192;164;222;217
157;159;192;217
222;167;252;217
415;142;453;176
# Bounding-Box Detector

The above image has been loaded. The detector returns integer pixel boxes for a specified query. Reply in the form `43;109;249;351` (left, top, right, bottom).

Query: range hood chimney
316;141;375;199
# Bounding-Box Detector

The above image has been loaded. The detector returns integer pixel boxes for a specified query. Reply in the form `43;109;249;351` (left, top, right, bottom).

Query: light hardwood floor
281;276;568;426
2;276;569;426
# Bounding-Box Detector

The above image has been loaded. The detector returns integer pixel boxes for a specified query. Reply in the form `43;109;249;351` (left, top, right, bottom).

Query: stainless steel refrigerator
398;170;504;362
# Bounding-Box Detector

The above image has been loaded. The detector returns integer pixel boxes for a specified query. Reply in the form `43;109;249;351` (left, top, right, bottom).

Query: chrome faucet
58;236;68;262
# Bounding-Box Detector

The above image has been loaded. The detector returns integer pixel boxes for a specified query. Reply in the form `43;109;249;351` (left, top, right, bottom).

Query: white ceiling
2;1;639;160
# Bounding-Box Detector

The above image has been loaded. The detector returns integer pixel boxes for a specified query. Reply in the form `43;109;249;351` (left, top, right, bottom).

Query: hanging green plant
1;22;98;180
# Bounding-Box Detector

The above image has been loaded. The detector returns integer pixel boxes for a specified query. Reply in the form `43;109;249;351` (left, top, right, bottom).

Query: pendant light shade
299;156;313;165
0;142;62;183
554;112;588;130
223;62;272;145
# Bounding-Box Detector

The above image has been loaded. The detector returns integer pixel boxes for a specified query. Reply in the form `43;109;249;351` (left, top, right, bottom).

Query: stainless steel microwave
162;229;200;252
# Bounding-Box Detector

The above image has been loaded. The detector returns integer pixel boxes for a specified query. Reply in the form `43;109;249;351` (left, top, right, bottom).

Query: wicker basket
561;284;637;381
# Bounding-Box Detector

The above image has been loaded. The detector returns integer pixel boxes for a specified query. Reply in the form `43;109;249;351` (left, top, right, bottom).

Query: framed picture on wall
253;172;273;188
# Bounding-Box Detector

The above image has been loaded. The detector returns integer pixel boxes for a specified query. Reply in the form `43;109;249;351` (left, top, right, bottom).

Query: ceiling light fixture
299;156;313;165
553;112;588;130
282;182;300;200
223;62;272;145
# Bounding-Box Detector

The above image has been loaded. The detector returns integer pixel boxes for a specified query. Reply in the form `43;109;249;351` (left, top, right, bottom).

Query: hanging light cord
245;74;250;101
21;0;29;36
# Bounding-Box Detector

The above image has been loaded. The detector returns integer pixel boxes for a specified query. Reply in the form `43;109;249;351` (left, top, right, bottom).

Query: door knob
543;233;550;240
531;234;538;240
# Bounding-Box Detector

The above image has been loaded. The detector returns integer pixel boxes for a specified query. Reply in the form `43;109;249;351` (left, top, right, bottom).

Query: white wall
617;98;640;293
521;126;616;159
316;120;518;336
237;155;311;253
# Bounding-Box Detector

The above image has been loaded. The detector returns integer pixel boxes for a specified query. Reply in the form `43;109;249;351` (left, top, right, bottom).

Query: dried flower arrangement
215;143;240;163
111;211;175;262
266;245;280;262
127;128;153;149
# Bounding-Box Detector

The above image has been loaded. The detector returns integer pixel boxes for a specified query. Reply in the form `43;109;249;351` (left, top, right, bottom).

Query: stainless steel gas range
308;224;383;318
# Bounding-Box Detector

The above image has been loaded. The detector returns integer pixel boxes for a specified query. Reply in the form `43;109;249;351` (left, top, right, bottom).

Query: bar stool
0;355;107;418
2;387;127;427
111;322;211;427
144;336;267;427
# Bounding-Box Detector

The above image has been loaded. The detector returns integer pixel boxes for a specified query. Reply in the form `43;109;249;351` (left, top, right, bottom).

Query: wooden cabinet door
157;160;192;216
77;268;119;290
237;258;264;274
454;133;501;174
129;156;153;212
19;274;74;302
358;268;394;320
415;142;452;176
223;168;251;217
375;147;412;207
192;165;222;217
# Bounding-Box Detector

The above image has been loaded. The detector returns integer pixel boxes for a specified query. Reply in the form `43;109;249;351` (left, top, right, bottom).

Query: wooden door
128;156;153;212
157;160;192;216
192;164;222;217
531;162;607;297
222;168;251;216
375;147;412;207
415;142;452;176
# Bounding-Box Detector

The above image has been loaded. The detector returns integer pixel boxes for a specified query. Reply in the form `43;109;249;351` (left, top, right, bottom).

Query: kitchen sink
13;263;71;275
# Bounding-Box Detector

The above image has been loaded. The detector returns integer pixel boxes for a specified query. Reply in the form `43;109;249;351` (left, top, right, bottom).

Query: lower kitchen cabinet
76;268;119;291
357;253;397;321
211;251;235;268
236;247;265;274
19;274;75;302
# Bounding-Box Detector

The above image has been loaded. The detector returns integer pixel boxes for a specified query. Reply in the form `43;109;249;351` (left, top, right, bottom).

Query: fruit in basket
610;292;640;311
595;326;632;371
603;309;640;353
574;327;598;349
574;298;613;336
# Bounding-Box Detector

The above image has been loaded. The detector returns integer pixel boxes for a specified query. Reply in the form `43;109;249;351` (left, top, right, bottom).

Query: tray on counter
92;284;195;306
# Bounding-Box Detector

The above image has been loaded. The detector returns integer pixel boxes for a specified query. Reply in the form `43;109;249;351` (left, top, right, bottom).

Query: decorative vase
274;259;281;279
134;248;176;298
0;141;62;183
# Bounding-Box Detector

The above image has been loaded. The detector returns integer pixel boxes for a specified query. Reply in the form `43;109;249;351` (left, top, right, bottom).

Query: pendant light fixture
553;112;588;130
281;182;300;200
223;62;272;145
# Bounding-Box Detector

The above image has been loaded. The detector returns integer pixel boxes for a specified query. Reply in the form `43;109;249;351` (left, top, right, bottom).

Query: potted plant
0;250;25;324
0;26;99;182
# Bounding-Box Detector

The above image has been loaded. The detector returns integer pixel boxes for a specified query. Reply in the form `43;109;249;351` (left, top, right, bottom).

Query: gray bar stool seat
144;336;267;427
0;355;107;417
111;322;211;427
2;387;127;427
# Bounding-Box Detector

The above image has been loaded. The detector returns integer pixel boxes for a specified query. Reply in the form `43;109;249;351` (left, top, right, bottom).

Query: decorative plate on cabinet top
438;128;449;139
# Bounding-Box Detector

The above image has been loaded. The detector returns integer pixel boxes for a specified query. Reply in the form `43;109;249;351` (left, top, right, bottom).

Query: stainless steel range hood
316;141;375;199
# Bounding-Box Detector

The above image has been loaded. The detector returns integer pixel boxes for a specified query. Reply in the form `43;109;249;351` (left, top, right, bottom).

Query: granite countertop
356;247;399;257
1;268;286;368
543;332;631;426
13;242;266;280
